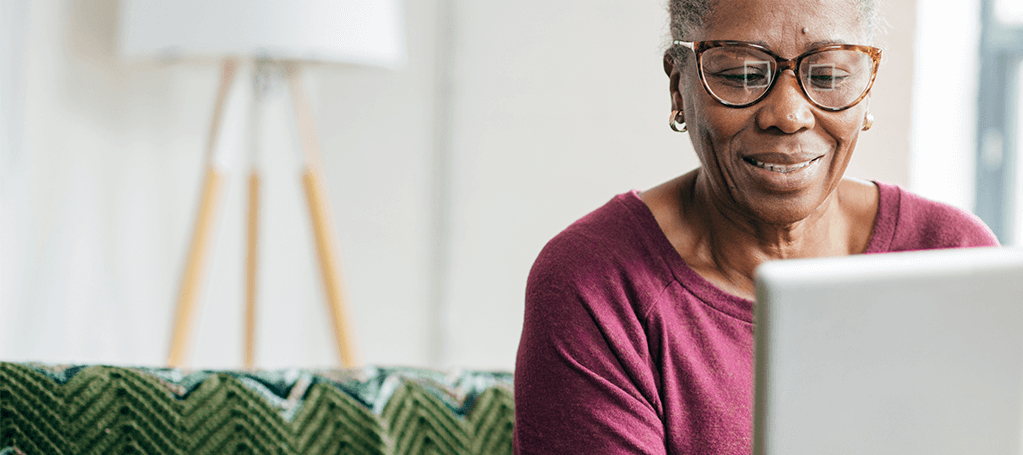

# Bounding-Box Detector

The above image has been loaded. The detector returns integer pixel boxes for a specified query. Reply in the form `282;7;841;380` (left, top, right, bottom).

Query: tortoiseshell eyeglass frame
673;40;883;112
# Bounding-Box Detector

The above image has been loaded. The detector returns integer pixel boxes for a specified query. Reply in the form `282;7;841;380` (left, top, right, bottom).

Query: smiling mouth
743;156;823;173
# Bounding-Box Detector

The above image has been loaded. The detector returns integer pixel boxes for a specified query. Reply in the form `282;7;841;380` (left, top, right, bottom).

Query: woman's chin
727;179;839;227
719;154;838;222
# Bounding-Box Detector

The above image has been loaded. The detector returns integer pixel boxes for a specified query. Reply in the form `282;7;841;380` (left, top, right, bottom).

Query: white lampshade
118;0;406;68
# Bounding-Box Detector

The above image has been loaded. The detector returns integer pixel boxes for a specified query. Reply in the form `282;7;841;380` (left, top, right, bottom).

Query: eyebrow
748;38;851;54
806;38;848;49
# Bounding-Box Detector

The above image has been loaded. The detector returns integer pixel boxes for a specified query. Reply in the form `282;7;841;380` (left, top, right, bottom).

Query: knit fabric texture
0;362;513;455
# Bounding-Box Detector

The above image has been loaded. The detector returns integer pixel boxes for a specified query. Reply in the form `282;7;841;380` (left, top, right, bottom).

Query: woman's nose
755;71;815;133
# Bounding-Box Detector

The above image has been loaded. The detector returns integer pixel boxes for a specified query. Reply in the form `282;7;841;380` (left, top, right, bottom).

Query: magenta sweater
514;182;998;454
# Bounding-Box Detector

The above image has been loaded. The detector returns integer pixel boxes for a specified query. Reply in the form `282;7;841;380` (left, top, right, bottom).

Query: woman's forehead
698;0;866;49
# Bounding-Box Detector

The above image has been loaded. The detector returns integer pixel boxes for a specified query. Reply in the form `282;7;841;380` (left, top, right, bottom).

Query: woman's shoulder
527;191;676;299
533;191;659;269
870;181;1000;251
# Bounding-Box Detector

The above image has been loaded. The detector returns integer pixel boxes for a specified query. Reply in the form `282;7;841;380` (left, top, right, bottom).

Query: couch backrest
0;362;514;454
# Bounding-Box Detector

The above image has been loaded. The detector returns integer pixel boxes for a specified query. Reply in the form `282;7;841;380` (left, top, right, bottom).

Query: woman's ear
663;52;685;117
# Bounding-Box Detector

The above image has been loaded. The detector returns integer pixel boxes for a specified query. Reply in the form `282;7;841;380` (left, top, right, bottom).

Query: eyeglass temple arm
673;40;695;50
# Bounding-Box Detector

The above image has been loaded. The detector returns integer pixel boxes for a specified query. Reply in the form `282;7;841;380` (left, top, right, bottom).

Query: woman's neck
696;182;843;297
641;170;877;301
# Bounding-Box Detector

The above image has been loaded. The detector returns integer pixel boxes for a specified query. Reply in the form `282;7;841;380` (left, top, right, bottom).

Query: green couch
0;362;514;454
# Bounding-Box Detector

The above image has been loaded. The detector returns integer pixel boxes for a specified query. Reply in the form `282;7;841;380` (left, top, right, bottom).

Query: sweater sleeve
514;230;666;454
881;185;1000;251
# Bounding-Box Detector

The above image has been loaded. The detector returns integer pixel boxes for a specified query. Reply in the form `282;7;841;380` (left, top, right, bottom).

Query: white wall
2;0;929;372
438;0;694;369
0;0;441;369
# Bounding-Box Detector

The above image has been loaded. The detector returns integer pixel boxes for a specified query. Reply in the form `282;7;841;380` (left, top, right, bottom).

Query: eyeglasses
673;40;882;111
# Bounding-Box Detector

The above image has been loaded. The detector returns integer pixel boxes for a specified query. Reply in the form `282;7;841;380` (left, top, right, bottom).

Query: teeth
747;157;819;173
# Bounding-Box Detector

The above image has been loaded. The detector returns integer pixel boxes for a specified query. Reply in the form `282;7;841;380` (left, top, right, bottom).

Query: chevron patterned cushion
0;362;514;455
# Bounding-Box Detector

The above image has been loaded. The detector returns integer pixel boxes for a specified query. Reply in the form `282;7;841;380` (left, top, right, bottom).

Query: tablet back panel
753;248;1023;455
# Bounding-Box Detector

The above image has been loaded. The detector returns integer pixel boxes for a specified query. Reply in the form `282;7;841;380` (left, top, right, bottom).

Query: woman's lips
743;156;824;173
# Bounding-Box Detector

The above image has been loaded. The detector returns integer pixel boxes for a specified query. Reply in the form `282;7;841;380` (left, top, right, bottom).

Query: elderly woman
513;0;998;453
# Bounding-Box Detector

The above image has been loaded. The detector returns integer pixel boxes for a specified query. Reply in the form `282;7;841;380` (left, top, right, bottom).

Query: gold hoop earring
670;110;687;133
862;113;874;131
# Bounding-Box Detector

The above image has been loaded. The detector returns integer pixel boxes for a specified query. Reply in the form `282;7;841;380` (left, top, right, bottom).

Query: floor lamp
118;0;406;369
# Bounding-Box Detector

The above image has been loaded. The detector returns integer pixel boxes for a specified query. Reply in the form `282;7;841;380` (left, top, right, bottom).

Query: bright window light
1012;63;1023;245
996;0;1023;25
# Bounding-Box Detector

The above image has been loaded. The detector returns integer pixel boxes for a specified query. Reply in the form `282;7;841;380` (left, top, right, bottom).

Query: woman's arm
514;233;666;454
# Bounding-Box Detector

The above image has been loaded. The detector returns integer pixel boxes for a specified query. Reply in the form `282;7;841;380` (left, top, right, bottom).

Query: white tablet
753;247;1023;455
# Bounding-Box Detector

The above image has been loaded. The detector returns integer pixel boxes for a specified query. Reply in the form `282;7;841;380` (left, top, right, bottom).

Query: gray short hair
666;0;881;64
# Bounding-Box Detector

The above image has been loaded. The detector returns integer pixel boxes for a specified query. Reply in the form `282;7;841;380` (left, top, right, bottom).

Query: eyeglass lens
699;46;875;109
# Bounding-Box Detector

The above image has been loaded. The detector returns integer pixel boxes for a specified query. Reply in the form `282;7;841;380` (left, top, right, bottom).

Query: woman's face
668;0;872;226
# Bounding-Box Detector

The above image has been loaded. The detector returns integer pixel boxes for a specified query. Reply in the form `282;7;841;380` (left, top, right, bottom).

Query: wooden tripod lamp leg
244;170;261;369
167;60;238;368
287;65;361;368
301;169;359;367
